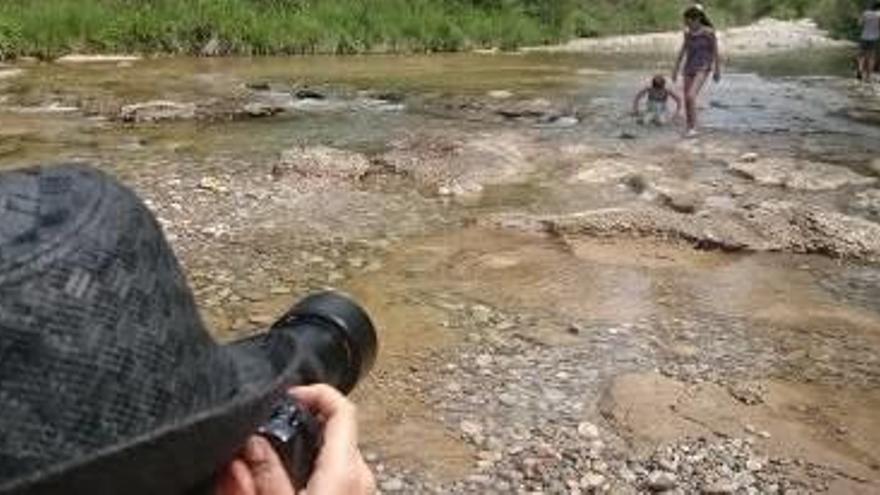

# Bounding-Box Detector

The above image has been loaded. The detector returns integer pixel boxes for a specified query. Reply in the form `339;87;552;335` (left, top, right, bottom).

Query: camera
241;291;378;489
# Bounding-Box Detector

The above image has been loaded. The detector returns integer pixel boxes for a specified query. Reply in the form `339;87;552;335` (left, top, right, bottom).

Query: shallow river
1;49;879;492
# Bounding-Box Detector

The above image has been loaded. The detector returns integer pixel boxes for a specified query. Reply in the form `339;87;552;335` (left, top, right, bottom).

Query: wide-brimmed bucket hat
0;164;354;494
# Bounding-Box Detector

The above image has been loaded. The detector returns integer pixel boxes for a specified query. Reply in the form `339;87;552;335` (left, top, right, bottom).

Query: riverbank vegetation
0;0;864;59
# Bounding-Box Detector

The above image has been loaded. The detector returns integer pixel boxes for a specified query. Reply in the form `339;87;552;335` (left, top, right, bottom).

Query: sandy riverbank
525;18;852;56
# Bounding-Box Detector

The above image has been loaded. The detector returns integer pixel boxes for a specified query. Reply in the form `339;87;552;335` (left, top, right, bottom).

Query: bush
0;0;864;58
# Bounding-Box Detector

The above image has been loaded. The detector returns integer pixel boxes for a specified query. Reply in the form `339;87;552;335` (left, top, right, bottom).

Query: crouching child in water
632;75;682;125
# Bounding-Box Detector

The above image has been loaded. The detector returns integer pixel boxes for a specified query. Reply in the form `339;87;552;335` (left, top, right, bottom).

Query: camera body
248;292;377;489
258;395;322;489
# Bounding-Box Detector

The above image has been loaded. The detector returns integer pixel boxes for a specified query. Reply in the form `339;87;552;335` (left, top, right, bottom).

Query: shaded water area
2;49;880;492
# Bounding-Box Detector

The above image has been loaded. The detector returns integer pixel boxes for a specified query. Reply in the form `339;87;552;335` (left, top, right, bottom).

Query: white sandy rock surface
56;54;142;63
526;18;851;56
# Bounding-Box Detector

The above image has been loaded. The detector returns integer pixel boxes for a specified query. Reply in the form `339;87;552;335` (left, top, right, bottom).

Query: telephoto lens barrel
268;291;378;393
254;291;378;489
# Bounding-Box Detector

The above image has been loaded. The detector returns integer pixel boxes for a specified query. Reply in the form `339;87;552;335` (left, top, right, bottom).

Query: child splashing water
672;6;722;137
632;75;682;125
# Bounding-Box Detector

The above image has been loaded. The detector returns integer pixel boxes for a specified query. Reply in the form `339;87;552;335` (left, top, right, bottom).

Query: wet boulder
0;68;24;80
729;156;876;191
294;88;326;100
491;200;880;262
381;131;536;197
120;100;197;122
277;145;370;181
241;102;285;118
851;190;880;218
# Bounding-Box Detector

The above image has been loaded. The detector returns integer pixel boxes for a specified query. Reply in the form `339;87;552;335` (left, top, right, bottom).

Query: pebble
460;420;483;438
488;90;514;99
580;472;606;489
577;421;600;439
476;354;493;367
703;480;738;494
499;392;517;406
197;176;228;194
380;478;405;492
740;152;759;163
647;471;678;492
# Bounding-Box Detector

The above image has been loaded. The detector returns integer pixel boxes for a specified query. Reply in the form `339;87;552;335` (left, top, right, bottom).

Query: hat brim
1;334;289;495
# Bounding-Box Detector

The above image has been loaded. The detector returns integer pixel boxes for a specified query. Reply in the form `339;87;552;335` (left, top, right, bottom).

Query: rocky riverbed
1;32;879;493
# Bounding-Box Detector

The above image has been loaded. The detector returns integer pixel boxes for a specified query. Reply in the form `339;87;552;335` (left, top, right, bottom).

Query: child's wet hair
652;75;666;89
684;6;713;27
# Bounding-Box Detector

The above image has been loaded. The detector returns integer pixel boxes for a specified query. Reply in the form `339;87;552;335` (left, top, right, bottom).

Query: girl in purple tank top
672;7;722;137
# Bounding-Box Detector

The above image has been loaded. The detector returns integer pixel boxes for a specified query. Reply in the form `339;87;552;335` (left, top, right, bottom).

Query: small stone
658;457;678;472
499;393;517;406
197;177;227;193
740;152;759;163
488;90;514;99
460;420;483;438
577;422;600;439
476;354;493;367
746;458;765;471
703;481;738;494
580;473;606;489
647;471;677;492
380;478;405;492
270;286;291;295
472;305;493;323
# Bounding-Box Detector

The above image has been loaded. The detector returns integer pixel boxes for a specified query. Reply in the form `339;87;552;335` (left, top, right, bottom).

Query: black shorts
861;39;878;53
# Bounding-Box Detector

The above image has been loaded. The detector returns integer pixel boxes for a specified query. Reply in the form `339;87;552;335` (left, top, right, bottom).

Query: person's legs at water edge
684;69;709;136
859;41;872;82
869;42;878;83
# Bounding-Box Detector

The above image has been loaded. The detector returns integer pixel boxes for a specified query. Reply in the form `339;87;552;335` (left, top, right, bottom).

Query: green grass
0;0;865;60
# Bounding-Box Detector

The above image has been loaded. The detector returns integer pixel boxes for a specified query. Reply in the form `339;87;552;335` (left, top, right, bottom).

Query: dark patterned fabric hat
0;165;296;494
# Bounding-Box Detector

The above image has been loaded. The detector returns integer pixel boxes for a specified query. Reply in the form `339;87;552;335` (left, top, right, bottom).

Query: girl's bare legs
683;70;710;133
858;52;868;81
867;50;876;82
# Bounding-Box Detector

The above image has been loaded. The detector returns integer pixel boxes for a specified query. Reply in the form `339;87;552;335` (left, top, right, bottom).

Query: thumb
241;436;297;495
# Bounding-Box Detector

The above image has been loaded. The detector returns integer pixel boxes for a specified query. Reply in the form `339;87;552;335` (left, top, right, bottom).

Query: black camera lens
266;291;378;394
